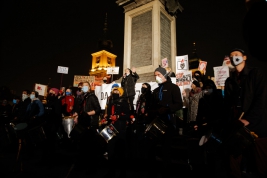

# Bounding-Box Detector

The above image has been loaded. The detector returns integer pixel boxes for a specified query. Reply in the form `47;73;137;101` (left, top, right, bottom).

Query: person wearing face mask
121;67;139;114
16;89;31;123
73;82;84;115
61;88;74;116
223;48;267;178
11;95;21;123
134;83;152;159
72;81;102;175
146;66;183;178
102;87;130;178
40;87;63;165
25;91;45;125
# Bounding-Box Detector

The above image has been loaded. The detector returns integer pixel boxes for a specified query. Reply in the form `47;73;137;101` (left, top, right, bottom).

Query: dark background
1;0;267;97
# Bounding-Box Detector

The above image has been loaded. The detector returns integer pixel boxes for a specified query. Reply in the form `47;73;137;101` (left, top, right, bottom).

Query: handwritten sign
213;66;229;87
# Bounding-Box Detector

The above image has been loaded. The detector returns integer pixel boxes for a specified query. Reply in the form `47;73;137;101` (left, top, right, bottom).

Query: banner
73;75;95;87
35;83;47;96
95;82;158;110
176;55;189;73
213;66;229;87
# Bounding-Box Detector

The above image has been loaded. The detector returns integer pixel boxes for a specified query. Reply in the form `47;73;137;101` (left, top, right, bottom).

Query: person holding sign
121;67;139;114
224;48;267;178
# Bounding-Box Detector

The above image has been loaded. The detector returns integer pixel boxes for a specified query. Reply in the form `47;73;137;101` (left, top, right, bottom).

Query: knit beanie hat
111;83;119;91
192;80;200;87
112;87;124;96
154;67;167;79
50;88;59;95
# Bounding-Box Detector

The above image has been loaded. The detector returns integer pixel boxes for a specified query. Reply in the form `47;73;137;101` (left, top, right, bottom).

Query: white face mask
22;94;28;101
156;76;163;84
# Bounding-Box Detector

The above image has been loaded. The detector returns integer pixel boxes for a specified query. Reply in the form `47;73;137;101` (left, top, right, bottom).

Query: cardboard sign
73;75;95;87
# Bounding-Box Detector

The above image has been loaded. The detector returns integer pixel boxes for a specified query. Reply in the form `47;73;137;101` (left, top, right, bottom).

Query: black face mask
141;87;147;94
78;87;82;92
112;93;120;99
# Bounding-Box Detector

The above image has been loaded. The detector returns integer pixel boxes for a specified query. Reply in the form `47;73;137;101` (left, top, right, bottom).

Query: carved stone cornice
116;0;154;12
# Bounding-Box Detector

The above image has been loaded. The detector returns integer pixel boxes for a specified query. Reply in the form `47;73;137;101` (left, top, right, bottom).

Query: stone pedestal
116;0;181;82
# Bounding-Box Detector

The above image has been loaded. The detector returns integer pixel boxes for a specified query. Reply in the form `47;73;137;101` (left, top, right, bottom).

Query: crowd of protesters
0;48;267;178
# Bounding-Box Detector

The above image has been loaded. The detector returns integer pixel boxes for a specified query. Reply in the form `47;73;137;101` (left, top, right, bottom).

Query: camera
231;56;243;66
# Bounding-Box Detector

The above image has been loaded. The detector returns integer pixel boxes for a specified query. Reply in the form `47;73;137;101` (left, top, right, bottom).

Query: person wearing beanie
49;88;59;96
223;48;267;177
146;66;183;178
102;86;130;178
121;67;139;114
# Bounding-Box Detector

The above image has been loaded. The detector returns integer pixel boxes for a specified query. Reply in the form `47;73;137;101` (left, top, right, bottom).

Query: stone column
116;0;182;82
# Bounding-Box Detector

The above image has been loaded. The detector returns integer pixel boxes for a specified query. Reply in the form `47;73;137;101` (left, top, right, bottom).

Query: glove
110;115;117;121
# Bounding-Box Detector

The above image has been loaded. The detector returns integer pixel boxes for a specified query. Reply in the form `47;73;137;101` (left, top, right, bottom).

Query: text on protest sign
213;66;229;87
176;55;189;73
57;66;69;74
73;75;95;87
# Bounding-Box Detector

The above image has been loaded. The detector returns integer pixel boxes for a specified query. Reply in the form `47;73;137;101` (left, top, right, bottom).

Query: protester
224;48;267;178
72;81;102;175
102;87;130;178
61;88;74;116
147;66;183;178
121;67;139;114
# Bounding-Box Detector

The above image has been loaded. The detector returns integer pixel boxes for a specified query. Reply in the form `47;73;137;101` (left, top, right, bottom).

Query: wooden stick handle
238;112;244;120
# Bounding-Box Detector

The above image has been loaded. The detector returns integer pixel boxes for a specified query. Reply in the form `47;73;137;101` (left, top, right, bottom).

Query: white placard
176;55;189;73
57;66;69;74
213;66;229;87
34;83;47;96
106;67;119;75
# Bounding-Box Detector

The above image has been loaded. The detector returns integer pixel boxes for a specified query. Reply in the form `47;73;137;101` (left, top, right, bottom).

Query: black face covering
112;93;120;99
47;94;56;101
141;87;147;94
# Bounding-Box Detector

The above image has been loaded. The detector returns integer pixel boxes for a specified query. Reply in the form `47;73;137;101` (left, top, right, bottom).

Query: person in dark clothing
147;66;183;178
224;48;267;178
11;95;21;123
17;89;31;123
72;81;102;175
102;87;130;178
165;67;176;77
134;83;152;159
72;82;84;115
121;67;139;114
41;87;62;164
0;99;12;124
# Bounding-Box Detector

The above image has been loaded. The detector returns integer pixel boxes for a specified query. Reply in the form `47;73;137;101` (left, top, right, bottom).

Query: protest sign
213;66;229;87
73;75;95;87
161;58;168;68
176;55;189;73
35;83;47;96
57;66;69;74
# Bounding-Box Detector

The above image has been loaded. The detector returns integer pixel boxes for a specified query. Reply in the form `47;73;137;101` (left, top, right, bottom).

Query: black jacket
224;64;267;138
149;77;183;124
121;71;139;97
79;92;101;128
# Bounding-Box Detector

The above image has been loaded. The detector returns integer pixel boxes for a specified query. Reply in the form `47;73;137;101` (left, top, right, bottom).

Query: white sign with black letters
57;66;69;74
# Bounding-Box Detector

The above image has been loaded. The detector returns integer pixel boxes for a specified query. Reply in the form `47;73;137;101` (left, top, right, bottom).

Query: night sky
1;0;267;95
